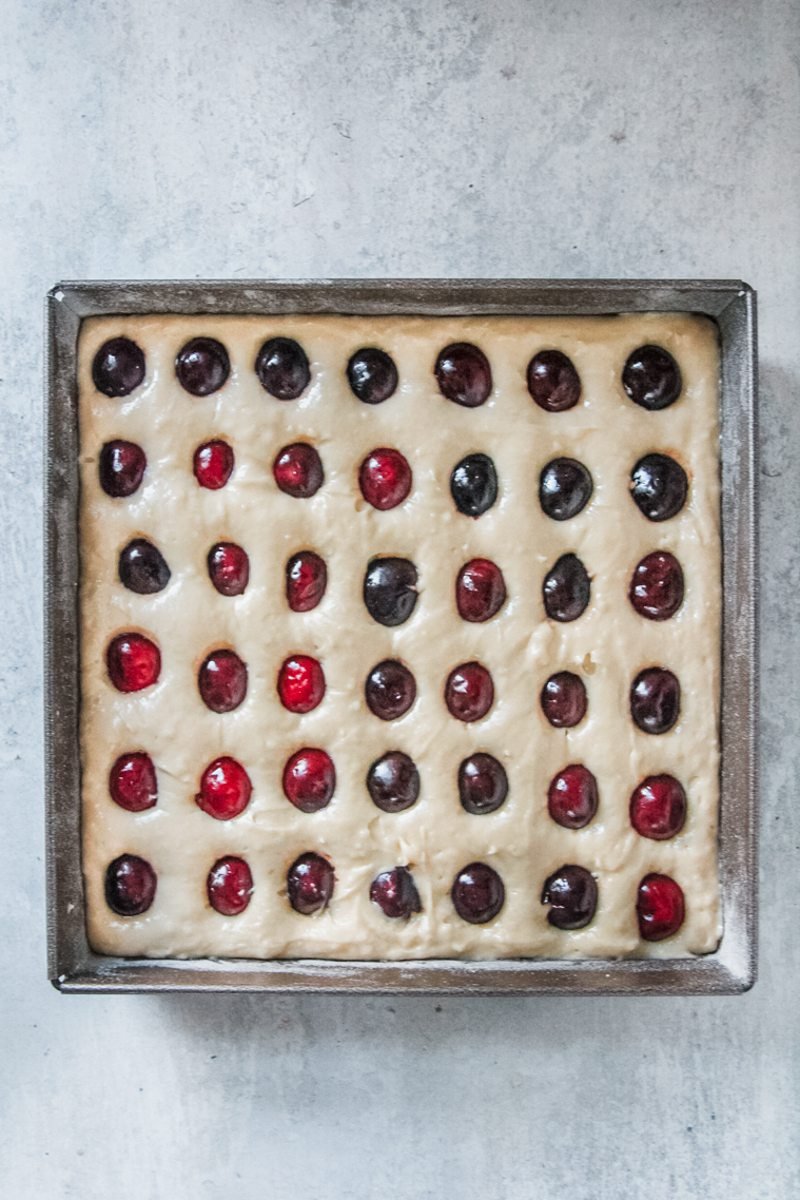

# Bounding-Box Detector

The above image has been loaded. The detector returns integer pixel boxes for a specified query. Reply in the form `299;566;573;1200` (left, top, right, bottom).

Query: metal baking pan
45;279;758;994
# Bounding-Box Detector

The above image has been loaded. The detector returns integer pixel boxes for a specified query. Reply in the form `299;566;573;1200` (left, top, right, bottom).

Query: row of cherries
106;636;682;732
94;335;684;413
99;437;690;524
104;851;686;941
110;748;688;838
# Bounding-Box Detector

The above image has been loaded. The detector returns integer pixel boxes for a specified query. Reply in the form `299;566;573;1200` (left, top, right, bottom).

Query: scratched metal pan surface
44;280;758;994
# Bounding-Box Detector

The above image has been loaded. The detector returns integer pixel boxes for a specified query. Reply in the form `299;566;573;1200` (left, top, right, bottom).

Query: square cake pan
45;279;758;995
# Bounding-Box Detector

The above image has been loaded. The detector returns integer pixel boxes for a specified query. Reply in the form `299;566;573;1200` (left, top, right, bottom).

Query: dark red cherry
359;448;412;511
623;345;682;410
370;867;421;919
630;668;680;734
547;764;598;829
541;865;597;929
445;661;494;723
207;857;253;915
109;752;157;812
637;873;685;940
458;753;508;814
287;853;334;914
347;347;398;404
278;655;326;713
193;439;234;490
543;553;591;622
207;541;249;596
435;343;492;407
451;862;505;923
196;756;252;819
99;440;146;498
92;337;145;397
118;538;171;594
282;748;336;813
364;558;418;626
256;337;310;400
175;337;230;396
365;660;416;720
629;551;684;620
198;649;248;712
286;551;327;612
456;559;506;622
106;633;161;692
273;443;324;498
450;453;498;517
366;751;420;812
630;774;687;840
539;458;593;521
631;454;688;521
105;854;156;916
540;672;587;728
527;350;581;412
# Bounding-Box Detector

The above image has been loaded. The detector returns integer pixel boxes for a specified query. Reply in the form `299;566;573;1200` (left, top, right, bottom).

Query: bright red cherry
207;542;250;596
109;752;157;812
278;655;325;713
105;854;156;916
196;756;252;819
198;649;248;712
282;748;336;812
273;442;324;498
193;439;234;489
451;862;505;923
106;633;161;692
286;551;327;612
359;448;412;511
456;559;506;622
540;672;587;728
287;853;335;914
99;440;146;497
445;661;494;722
629;552;684;620
207;857;253;915
370;867;422;919
630;775;687;840
637;873;685;940
547;764;598;829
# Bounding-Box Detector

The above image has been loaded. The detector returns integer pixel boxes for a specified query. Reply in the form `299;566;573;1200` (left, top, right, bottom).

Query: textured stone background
2;1;798;1197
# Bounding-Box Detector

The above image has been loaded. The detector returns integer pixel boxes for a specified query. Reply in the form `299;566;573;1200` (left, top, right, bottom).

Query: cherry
543;553;591;622
286;551;327;612
273;443;324;498
118;538;171;594
99;440;146;498
451;862;505;923
370;866;421;918
445;661;494;723
207;541;250;596
458;753;508;814
109;752;157;812
366;751;420;812
347;347;398;404
256;337;310;400
363;557;418;626
175;337;230;396
450;453;498;517
193;439;234;490
629;551;684;620
547;764;598;829
282;748;336;813
630;667;680;734
540;672;587;728
623;345;682;410
541;865;597;929
637;873;685;940
539;458;593;521
196;756;253;819
198;649;248;712
630;774;686;840
92;337;145;397
207;857;253;916
105;854;156;916
434;343;492;407
278;655;326;713
359;448;412;511
527;350;581;412
630;454;688;521
106;633;161;692
287;853;334;914
365;660;416;720
456;558;506;622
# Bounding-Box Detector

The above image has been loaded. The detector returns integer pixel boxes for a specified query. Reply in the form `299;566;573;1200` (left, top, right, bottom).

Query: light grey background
2;1;797;1197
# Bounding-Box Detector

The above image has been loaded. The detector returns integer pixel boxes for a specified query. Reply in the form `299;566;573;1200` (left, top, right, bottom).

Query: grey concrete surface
2;1;798;1197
